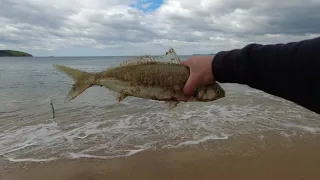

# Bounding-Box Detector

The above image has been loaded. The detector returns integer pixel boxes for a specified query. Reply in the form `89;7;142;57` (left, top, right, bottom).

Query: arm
212;37;320;114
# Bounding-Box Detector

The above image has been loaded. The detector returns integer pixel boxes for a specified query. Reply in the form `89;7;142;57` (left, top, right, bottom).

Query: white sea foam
163;135;229;148
280;123;320;133
126;148;147;156
0;122;61;155
7;157;57;162
66;147;147;160
66;153;121;160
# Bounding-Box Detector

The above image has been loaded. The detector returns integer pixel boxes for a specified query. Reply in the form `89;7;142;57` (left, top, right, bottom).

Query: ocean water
0;56;319;163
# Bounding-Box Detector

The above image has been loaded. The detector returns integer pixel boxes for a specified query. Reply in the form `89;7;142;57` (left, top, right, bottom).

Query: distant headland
0;50;33;57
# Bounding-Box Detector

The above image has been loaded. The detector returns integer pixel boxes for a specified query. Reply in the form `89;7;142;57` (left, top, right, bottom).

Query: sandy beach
2;132;320;180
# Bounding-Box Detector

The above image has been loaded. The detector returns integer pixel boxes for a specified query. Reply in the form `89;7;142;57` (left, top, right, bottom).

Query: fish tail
53;64;95;102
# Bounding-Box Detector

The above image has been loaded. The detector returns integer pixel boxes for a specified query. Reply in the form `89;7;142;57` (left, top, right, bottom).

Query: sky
1;0;320;57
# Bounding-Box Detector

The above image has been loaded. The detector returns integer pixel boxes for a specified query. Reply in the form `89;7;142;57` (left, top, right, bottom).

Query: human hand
181;56;216;96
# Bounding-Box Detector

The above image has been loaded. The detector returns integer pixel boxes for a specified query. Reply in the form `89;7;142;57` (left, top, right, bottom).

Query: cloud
0;0;320;56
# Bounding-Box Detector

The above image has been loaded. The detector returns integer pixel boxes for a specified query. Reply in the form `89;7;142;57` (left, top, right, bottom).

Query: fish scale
99;63;189;88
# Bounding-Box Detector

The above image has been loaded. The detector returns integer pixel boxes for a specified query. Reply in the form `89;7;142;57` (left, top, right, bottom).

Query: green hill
0;50;33;57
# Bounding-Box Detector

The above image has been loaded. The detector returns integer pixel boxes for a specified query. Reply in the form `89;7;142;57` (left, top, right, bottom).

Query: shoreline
1;131;320;180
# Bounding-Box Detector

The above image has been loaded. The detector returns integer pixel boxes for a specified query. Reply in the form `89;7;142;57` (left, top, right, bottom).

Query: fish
53;48;225;108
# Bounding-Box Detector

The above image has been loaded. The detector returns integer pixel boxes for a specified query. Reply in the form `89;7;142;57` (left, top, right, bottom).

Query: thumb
182;73;200;96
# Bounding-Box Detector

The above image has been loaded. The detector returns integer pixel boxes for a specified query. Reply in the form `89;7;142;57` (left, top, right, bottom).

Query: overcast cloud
1;0;320;56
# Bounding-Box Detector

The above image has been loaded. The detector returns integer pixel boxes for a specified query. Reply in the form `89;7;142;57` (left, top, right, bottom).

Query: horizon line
30;54;215;58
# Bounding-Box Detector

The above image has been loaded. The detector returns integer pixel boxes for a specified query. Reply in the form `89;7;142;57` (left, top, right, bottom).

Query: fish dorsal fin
160;48;181;64
119;55;157;67
119;48;181;67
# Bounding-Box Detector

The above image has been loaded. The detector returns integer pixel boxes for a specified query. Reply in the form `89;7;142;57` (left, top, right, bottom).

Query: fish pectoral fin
117;93;128;102
165;101;180;109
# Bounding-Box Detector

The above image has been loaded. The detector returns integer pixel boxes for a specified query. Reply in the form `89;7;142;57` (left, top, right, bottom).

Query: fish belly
97;78;178;101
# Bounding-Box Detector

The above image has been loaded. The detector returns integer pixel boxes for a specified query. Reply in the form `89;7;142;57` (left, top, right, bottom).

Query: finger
181;60;190;67
182;73;200;96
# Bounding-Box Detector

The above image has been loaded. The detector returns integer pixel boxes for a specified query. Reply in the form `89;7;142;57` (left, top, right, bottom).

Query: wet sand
1;132;320;180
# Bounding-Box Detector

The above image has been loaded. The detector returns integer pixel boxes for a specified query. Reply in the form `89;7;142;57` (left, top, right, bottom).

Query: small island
0;50;33;57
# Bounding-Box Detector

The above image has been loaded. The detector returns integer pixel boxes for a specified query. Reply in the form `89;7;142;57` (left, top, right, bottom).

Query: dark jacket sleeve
212;37;320;114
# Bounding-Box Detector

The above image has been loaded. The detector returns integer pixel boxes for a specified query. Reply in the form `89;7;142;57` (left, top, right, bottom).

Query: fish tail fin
53;64;95;102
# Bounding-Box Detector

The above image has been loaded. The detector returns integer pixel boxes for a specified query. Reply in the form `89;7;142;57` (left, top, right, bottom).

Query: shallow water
0;56;319;163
